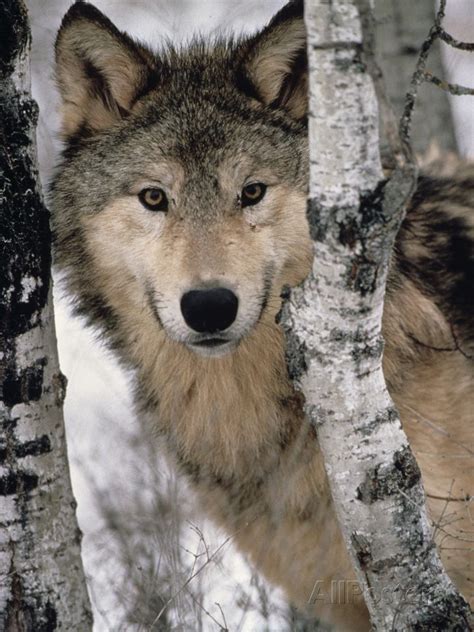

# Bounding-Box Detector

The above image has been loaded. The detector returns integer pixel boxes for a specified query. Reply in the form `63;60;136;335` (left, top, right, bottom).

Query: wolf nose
181;288;238;333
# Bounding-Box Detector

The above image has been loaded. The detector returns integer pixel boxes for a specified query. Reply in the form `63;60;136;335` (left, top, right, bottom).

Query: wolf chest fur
52;1;473;629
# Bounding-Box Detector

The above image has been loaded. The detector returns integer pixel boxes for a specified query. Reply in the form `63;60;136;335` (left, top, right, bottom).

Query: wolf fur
51;1;473;629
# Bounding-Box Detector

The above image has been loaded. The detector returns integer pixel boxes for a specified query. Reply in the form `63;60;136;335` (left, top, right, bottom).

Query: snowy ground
28;1;473;630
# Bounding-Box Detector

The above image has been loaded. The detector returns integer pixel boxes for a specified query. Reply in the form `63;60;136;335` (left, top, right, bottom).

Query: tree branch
423;70;474;96
438;28;474;52
400;0;474;145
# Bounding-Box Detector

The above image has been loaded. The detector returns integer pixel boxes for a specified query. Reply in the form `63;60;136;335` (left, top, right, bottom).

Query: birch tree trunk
282;1;472;629
0;1;92;629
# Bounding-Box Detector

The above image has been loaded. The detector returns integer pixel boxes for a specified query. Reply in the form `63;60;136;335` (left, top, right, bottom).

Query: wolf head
52;1;311;359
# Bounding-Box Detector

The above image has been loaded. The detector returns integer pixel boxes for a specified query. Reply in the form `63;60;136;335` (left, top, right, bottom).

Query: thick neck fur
132;302;299;480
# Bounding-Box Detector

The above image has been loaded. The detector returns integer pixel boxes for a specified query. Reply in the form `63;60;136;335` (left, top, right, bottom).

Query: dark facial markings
257;262;275;324
145;282;164;327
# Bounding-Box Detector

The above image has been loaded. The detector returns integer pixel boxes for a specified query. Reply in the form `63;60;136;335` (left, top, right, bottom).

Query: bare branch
399;19;440;144
423;71;474;96
399;0;474;146
438;28;474;51
151;533;234;626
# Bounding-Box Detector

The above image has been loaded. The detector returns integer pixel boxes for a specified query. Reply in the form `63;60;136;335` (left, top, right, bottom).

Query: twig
399;0;474;147
150;533;234;626
427;493;472;503
434;524;474;544
438;29;474;52
432;480;455;541
408;326;473;361
184;588;228;631
216;601;230;631
400;19;440;145
423;71;474;96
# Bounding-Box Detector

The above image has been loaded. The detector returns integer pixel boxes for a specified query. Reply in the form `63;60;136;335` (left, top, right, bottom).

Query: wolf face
52;0;311;359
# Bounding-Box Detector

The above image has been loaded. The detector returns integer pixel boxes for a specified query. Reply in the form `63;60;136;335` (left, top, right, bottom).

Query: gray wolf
51;1;473;629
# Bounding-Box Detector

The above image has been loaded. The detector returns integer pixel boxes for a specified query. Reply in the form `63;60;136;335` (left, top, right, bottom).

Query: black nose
180;288;239;333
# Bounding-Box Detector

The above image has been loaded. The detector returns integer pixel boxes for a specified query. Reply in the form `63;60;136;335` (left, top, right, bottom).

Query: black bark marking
306;197;331;242
15;435;52;459
357;446;421;504
275;284;291;324
333;46;365;73
307;181;393;296
5;568;58;632
351;532;373;570
278;286;309;382
1;77;50;340
350;534;473;630
338;215;358;249
345;182;389;296
354;407;399;436
405;593;473;631
0;1;29;76
0;434;52;462
51;372;68;407
284;332;308;382
358;180;388;233
0;470;39;496
2;359;46;407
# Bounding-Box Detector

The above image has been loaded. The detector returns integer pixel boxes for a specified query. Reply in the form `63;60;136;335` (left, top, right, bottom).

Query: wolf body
52;2;473;629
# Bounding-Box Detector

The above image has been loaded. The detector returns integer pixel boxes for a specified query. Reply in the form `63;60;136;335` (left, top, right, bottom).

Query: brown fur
51;2;473;629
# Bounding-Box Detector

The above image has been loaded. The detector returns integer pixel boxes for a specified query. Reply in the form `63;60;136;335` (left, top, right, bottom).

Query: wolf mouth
188;337;239;358
192;338;230;348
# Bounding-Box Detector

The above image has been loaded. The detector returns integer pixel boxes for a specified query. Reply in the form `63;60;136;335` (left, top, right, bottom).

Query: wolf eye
139;187;168;212
241;183;267;207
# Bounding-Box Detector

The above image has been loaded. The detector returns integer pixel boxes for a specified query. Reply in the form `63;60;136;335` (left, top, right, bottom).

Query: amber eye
138;187;168;212
241;183;267;207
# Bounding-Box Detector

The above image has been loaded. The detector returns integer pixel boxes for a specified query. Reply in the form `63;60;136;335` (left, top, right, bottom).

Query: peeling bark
281;1;473;629
0;1;92;629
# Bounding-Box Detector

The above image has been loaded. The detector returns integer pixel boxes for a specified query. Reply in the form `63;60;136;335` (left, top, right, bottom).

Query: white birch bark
281;1;473;629
0;2;92;629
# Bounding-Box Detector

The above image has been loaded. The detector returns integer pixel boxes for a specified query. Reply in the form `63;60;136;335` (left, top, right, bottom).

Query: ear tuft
55;1;156;139
238;0;307;120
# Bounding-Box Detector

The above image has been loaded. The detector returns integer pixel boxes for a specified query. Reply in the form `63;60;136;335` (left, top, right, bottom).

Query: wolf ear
238;0;307;120
55;1;156;139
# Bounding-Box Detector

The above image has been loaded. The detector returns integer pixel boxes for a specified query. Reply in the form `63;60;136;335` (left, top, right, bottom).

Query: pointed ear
238;0;307;120
55;1;156;139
